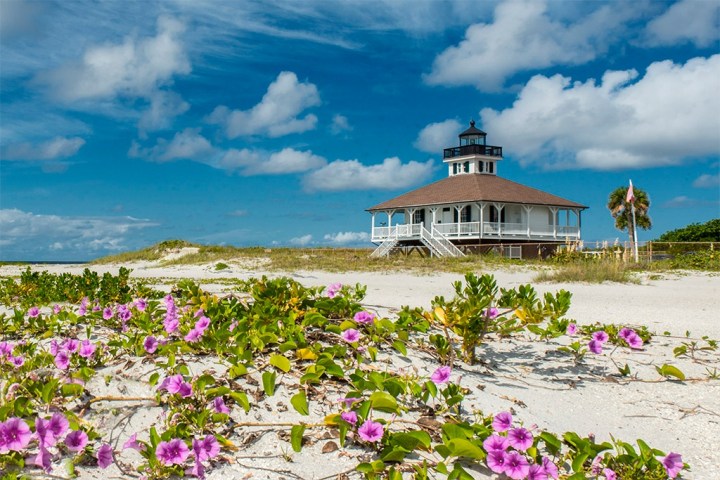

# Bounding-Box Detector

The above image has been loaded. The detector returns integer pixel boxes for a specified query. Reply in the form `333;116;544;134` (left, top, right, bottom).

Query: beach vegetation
656;219;720;242
607;184;652;249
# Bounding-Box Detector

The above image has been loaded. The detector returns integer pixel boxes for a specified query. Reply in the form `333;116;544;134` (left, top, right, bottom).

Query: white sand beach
1;261;718;479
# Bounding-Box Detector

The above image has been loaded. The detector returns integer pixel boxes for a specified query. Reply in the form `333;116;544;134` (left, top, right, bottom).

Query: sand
0;261;718;479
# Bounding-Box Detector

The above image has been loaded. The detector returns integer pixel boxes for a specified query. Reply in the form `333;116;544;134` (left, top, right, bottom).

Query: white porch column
477;202;485;239
371;212;376;238
549;207;558;239
429;208;438;234
576;210;582;239
387;210;394;228
407;208;416;224
566;209;570;238
455;205;463;236
493;203;504;238
523;205;533;238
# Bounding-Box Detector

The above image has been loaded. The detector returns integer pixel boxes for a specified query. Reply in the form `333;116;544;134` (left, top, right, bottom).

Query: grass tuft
533;261;638;284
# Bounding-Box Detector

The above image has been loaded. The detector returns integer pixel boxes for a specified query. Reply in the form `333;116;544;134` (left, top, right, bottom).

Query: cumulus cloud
330;114;353;135
1;136;85;161
290;234;313;246
693;173;720;189
414;119;462;153
129;128;213;162
138;91;190;135
303;157;434;192
480;55;720;170
208;71;320;138
37;16;189;102
323;231;370;245
644;0;720;48
425;0;637;91
0;208;158;260
220;147;326;175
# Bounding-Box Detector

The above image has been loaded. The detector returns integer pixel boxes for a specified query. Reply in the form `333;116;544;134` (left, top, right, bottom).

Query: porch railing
373;222;580;241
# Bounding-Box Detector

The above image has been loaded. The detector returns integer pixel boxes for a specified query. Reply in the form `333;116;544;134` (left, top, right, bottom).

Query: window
488;162;494;174
452;163;458;175
463;161;469;173
489;206;505;223
412;209;425;224
478;162;484;173
460;206;471;222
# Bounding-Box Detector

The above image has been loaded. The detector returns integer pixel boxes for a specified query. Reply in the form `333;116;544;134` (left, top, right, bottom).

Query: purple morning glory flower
193;435;220;462
504;451;530;480
588;339;603;354
341;328;361;343
184;328;203;342
156;438;190;466
340;411;358;425
566;323;578;335
135;298;147;311
618;327;633;340
486;450;508;474
78;340;96;358
542;456;559;479
603;468;617;480
358;420;383;442
1;418;32;451
353;311;375;324
96;443;113;468
626;332;644;349
102;307;114;320
122;433;146;451
144;335;159;353
483;434;509;452
492;411;513;432
28;307;40;317
54;351;70;370
10;355;24;368
326;283;342;298
592;331;609;343
485;307;499;319
662;452;683;478
213;396;230;414
195;316;211;332
507;427;534;451
528;464;548;480
52;304;61;314
430;365;452;385
65;430;89;452
48;412;69;440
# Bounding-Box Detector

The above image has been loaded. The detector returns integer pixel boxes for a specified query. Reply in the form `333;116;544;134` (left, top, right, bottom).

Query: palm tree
607;185;652;249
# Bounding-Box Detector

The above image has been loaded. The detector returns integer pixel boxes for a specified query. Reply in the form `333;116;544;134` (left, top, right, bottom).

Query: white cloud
644;0;720;48
480;55;720;170
208;71;320;138
414;119;462;153
1;136;85;161
226;209;249;217
323;231;370;245
693;173;720;189
0;208;158;260
663;196;720;208
217;147;326;175
129;128;213;162
138;91;190;135
290;234;313;246
303;157;434;192
37;16;189;102
424;0;637;91
330;114;353;135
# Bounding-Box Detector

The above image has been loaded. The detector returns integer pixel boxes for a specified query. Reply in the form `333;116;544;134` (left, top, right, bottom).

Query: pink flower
135;298;147;311
592;331;609;343
213;397;230;414
341;328;361;343
528;464;548;480
507;427;533;451
122;433;146;451
48;413;69;440
353;311;375;324
34;443;52;472
340;411;358;425
430;366;452;385
10;355;24;368
78;340;96;358
357;420;384;442
144;335;159;354
185;328;203;342
192;435;220;462
54;350;70;370
588;339;603;354
486;450;508;474
626;332;644;349
65;430;89;451
566;323;577;335
618;327;633;340
504;451;530;480
97;443;114;468
160;374;193;397
35;417;55;447
542;456;559;479
164;317;179;334
662;452;683;478
195;316;211;332
64;339;79;353
0;418;32;452
485;307;499;319
603;468;617;480
492;412;513;432
103;307;114;320
483;434;509;452
28;307;40;317
53;304;61;314
326;283;342;298
156;438;190;466
0;341;13;357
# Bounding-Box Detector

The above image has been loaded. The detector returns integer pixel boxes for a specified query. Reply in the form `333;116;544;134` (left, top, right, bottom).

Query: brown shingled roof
367;174;587;211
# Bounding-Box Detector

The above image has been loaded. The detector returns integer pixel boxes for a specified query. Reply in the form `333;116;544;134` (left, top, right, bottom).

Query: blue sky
1;0;718;261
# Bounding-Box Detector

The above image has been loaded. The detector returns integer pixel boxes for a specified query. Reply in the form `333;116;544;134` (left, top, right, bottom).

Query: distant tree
607;185;652;248
657;219;720;242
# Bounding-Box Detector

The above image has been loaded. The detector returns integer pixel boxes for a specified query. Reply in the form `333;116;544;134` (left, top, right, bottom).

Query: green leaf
656;364;685;381
290;424;305;452
380;445;410;462
61;383;84;397
262;371;277;396
291;391;309;416
270;354;292;373
572;452;589;472
391;431;432;451
369;391;399;413
540;432;562;455
230;391;251;413
148;372;160;386
392;340;407;356
446;439;485;460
